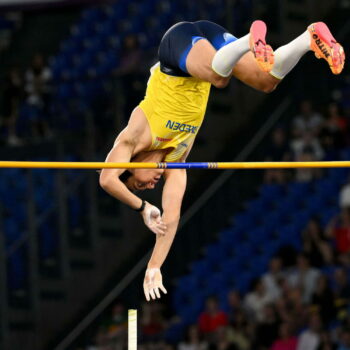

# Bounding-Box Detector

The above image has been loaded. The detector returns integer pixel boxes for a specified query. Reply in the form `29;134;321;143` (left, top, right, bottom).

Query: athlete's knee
260;83;276;93
258;76;280;93
211;73;230;89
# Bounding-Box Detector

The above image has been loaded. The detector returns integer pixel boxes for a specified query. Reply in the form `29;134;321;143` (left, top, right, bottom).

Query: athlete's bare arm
143;168;187;301
100;139;141;206
99;108;166;235
99;110;144;209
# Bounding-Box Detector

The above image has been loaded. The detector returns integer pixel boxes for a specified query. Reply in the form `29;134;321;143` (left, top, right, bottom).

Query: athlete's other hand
141;202;167;235
143;268;167;301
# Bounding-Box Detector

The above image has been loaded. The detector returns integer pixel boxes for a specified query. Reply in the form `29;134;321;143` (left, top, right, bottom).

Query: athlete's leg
232;22;345;93
185;39;231;88
186;20;271;88
186;20;240;87
158;21;228;88
187;19;309;93
231;28;311;92
271;22;344;79
270;30;311;80
231;28;312;92
232;52;279;93
210;20;274;77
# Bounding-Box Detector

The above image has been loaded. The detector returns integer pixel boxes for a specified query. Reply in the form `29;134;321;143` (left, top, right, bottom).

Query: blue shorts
159;20;237;77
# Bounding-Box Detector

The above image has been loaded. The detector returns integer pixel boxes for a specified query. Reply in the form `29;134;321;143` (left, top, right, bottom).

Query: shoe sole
309;22;345;75
250;20;274;73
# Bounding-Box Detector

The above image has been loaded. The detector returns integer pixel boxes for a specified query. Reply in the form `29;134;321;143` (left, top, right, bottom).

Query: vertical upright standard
128;309;137;350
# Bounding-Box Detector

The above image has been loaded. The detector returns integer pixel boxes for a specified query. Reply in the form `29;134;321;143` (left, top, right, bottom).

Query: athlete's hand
141;202;167;235
143;268;167;301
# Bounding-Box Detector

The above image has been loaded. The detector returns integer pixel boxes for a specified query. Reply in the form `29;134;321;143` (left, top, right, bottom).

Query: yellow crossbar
0;161;349;169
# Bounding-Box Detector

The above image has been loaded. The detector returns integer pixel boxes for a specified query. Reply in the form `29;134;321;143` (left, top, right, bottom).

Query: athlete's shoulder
150;61;160;73
122;107;151;147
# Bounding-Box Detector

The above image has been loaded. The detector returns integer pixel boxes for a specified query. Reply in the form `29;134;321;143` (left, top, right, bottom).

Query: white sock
211;34;250;77
270;30;311;79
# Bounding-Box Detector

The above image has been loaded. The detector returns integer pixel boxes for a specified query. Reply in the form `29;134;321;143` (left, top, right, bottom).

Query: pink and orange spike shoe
308;22;345;75
249;20;274;73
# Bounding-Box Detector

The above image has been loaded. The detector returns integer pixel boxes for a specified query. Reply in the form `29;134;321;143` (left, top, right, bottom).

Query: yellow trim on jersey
139;63;211;162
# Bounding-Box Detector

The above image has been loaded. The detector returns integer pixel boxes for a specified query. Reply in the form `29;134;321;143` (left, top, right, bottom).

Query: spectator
262;256;284;301
24;53;52;139
253;304;280;349
292;100;323;139
159;342;176;350
107;302;127;330
1;66;23;145
264;127;291;161
339;178;350;210
227;290;243;323
116;34;142;76
333;268;350;300
326;209;350;263
285;287;308;331
271;322;298;350
296;313;322;350
264;127;291;184
115;34;143;118
324;103;347;131
209;326;238;350
291;132;324;182
25;53;52;108
302;218;333;267
338;328;350;350
178;325;208;350
227;309;251;350
141;302;166;342
311;275;336;326
89;326;111;350
287;254;321;303
275;295;293;324
316;331;337;350
104;302;127;347
320;102;348;151
198;296;229;335
244;278;273;322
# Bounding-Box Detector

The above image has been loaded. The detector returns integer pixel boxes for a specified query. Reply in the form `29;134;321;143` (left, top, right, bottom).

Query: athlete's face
126;168;164;191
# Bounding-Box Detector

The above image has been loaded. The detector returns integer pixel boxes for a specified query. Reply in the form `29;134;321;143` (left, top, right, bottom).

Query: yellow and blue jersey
138;21;236;162
139;63;211;162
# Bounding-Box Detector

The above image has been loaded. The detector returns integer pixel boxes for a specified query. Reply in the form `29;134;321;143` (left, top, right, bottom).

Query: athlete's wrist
134;199;146;212
147;263;161;270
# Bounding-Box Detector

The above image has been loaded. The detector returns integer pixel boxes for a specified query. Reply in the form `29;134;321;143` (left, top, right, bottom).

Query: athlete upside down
99;20;345;301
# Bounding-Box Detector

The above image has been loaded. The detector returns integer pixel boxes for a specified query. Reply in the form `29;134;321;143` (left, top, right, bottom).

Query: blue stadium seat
328;168;349;184
232;212;255;231
303;195;327;214
340;148;350;161
191;259;213;279
39;221;57;259
320;207;339;226
8;251;27;290
288;181;312;199
4;219;21;245
313;178;340;197
259;183;284;201
205;242;228;264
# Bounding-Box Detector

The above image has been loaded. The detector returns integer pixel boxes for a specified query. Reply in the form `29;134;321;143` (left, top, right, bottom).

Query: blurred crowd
1;53;53;145
264;100;350;184
78;97;350;350
81;185;350;350
0;33;146;147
